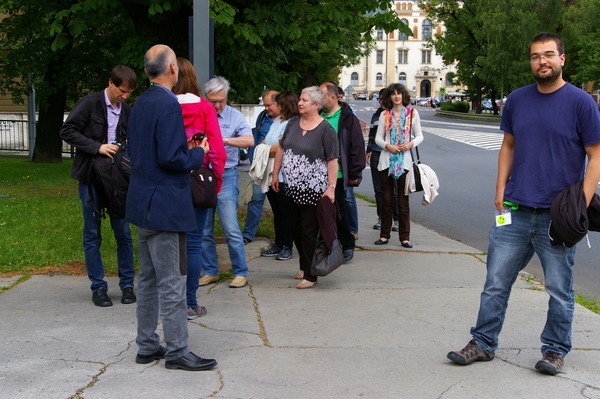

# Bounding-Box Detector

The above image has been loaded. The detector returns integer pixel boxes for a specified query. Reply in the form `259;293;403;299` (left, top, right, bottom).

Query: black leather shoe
136;346;167;364
121;287;137;304
343;249;354;263
92;289;112;307
374;239;389;245
165;351;217;371
401;241;413;248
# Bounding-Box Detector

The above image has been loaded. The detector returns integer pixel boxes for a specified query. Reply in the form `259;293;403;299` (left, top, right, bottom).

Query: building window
351;72;359;86
399;72;407;86
376;29;384;40
376;73;383;86
446;74;453;86
421;50;431;64
398;49;408;64
399;19;409;41
376;50;384;64
422;19;432;41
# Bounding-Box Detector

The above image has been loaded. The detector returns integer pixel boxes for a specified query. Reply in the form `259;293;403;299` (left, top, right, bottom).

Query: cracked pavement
1;197;600;399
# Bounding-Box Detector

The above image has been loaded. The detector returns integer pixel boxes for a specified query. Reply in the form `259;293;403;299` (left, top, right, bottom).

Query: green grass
576;296;600;315
0;157;273;276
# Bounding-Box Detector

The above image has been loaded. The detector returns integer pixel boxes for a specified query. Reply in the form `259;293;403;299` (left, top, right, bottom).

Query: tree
0;0;191;163
562;0;600;89
210;0;411;102
420;0;564;114
0;0;409;162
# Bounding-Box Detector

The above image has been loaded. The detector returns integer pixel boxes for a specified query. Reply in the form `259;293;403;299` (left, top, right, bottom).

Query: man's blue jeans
186;207;209;308
200;168;248;277
78;182;134;292
242;183;266;242
345;187;358;235
471;206;576;357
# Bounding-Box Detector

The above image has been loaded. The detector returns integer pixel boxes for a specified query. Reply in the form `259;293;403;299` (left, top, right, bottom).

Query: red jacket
177;94;227;193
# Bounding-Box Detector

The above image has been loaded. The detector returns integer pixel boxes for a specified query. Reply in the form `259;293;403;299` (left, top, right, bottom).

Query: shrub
440;101;455;111
454;101;470;113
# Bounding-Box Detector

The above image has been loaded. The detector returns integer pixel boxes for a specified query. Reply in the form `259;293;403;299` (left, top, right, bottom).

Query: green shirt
321;108;343;178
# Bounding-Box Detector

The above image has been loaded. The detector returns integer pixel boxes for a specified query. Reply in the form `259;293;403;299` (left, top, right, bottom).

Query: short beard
534;66;561;86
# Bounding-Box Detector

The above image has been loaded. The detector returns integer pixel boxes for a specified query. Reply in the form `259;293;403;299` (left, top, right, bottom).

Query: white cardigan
374;108;423;172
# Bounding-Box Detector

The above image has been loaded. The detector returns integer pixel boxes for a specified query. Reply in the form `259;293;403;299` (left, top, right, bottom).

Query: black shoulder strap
408;108;420;163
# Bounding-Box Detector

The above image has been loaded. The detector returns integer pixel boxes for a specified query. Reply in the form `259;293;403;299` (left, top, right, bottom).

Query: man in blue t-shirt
448;33;600;376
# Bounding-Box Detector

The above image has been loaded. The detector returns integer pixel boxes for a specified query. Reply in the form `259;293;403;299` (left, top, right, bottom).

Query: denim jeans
201;168;248;277
185;207;209;308
242;183;266;241
136;228;189;361
78;181;134;292
471;206;576;357
345;187;358;235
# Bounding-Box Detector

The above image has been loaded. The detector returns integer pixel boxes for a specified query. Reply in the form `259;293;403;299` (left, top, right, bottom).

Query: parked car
354;92;367;100
369;91;380;101
482;99;493;110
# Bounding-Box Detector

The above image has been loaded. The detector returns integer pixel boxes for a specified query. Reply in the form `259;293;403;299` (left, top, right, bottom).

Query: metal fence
0;120;73;154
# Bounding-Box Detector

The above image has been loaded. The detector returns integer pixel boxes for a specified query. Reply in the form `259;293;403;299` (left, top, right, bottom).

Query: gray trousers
136;228;189;361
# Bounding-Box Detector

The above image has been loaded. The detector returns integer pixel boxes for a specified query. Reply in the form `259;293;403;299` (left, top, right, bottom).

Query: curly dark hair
380;83;411;109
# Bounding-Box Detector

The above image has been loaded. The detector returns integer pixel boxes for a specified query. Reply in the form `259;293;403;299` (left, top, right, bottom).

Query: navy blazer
126;84;204;232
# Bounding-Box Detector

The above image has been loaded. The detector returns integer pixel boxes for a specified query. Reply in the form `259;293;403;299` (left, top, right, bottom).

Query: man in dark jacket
126;44;216;371
60;66;137;307
320;82;366;262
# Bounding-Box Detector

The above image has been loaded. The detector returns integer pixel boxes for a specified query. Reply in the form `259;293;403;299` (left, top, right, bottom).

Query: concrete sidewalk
1;194;600;399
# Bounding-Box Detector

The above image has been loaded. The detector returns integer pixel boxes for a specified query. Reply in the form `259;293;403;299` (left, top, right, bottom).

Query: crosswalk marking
423;127;504;151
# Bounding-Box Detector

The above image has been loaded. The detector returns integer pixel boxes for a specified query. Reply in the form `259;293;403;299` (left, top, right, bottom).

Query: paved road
349;100;600;300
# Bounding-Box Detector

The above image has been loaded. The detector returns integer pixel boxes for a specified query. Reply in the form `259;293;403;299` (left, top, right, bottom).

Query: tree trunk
32;60;68;163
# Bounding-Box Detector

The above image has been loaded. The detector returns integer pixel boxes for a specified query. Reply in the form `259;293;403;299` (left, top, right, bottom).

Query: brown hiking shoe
447;339;494;365
535;351;564;375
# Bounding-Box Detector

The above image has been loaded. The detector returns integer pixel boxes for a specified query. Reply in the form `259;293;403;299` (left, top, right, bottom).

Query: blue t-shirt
501;82;600;207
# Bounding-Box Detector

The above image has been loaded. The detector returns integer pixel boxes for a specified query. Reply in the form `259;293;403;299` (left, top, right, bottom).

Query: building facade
339;0;463;101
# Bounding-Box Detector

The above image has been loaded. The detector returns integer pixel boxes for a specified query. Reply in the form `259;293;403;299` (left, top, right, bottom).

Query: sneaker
392;220;399;232
243;237;252;245
373;219;381;230
535;351;564;376
276;247;293;261
261;243;282;257
187;306;207;320
447;340;494;365
199;275;219;286
229;276;248;288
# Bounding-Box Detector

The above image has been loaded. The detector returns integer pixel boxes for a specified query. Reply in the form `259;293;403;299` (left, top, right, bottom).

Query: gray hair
144;45;173;79
301;86;324;105
204;76;230;96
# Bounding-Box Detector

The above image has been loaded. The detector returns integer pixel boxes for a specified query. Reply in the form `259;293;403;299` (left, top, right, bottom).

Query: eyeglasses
530;53;558;62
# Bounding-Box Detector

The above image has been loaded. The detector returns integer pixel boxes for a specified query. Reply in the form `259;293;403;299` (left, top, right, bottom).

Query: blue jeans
186;207;209;308
201;168;248;277
471;206;576;357
242;183;266;241
78;182;134;292
136;228;189;361
345;187;358;234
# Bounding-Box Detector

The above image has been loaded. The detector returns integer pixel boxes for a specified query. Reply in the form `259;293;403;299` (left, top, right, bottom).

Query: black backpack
87;142;131;220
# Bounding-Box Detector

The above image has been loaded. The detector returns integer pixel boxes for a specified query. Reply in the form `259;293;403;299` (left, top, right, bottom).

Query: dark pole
192;0;212;90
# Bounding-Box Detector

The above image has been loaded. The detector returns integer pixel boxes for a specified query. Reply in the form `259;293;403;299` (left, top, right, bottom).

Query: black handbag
311;235;344;277
191;167;217;208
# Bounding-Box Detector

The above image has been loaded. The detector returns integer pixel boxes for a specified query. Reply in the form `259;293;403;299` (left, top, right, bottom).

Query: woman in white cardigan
374;83;423;247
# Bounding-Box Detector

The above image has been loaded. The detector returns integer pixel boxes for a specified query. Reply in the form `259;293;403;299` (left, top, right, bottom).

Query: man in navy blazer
126;44;217;371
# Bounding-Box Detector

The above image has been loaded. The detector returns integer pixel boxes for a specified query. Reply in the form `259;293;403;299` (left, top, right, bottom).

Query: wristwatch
224;137;229;145
328;184;336;189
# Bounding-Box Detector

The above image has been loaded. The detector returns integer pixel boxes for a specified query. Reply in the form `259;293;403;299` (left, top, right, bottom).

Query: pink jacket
177;94;227;193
